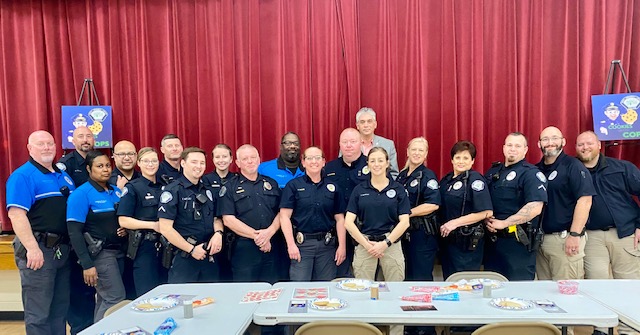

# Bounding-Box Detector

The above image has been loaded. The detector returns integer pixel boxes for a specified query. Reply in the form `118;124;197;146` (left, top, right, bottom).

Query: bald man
58;126;95;186
109;140;141;190
6;130;75;335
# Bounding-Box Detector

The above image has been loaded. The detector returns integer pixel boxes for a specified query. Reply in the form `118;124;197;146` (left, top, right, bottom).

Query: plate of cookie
309;298;347;311
336;278;372;291
131;297;179;312
489;297;534;310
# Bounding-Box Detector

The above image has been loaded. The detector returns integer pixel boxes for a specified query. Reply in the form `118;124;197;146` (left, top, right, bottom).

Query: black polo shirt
324;154;369;206
346;180;411;235
157;160;182;184
217;174;281;230
57;150;89;186
396;165;441;209
202;171;238;193
108;168;141;186
280;175;345;233
117;176;165;221
536;151;596;233
439;170;493;223
485;159;547;225
157;175;216;242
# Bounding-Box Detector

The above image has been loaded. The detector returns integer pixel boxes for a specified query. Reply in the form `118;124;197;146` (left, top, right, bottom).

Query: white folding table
578;279;640;332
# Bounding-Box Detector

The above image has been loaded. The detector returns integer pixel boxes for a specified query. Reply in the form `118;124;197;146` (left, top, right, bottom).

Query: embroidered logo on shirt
471;180;485;191
453;181;463;190
536;172;547;182
427;179;438;190
64;176;73;185
386;189;396;198
160;191;173;203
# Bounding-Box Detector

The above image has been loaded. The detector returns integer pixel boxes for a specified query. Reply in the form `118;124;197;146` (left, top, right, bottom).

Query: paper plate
336;278;372;291
131;297;179;312
489;297;534;310
309;298;347;311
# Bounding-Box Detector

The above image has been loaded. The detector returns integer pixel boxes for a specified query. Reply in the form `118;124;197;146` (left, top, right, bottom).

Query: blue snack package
432;290;460;301
153;317;177;335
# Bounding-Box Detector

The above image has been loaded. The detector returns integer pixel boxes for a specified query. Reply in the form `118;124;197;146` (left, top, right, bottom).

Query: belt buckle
560;230;568;238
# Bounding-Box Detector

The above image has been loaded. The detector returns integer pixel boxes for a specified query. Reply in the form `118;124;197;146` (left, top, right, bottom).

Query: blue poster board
591;93;640;141
61;106;113;149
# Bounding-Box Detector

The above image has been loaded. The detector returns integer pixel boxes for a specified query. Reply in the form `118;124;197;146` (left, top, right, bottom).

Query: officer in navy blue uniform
108;140;141;189
535;127;594;281
280;146;347;281
484;133;547;281
438;141;493;280
58;126;95;335
324;128;370;277
156;134;183;184
158;147;223;283
117;147;168;296
67;150;126;322
6;131;75;335
396;137;441;282
218;145;282;284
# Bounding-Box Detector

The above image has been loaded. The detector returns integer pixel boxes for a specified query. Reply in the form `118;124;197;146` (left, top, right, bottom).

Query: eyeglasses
539;136;563;143
304;155;324;161
114;152;137;158
281;141;300;147
139;159;159;165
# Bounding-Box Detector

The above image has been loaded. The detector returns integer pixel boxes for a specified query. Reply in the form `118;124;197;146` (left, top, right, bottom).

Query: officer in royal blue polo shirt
6;130;75;335
67;150;126;322
484;132;547;281
324;128;369;277
157;147;223;283
438;141;493;280
117;147;168;297
156;134;184;184
396;137;441;281
258;132;305;189
279;146;347;281
535;126;595;282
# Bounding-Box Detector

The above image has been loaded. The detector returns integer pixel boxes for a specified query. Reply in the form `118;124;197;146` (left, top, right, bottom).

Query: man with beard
576;131;640;335
58;126;95;186
6;130;75;335
156;134;184;184
484;132;547;280
108;140;141;190
535;126;595;281
258;132;305;189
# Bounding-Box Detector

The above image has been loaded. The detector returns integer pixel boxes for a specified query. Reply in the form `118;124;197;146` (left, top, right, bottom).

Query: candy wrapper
193;297;215;307
432;289;460;301
153;317;177;335
400;294;432;303
409;286;441;293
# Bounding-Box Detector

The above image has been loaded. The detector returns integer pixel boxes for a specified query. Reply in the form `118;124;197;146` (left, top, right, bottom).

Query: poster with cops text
591;93;640;141
61;106;113;149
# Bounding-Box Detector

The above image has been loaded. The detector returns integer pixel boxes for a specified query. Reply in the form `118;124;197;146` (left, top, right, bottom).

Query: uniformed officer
58;125;95;335
344;147;409;335
397;137;441;281
117;147;168;296
157;147;223;283
109;140;141;190
484;133;547;281
218;144;281;284
535;126;595;281
156;134;184;184
279;146;346;281
438;141;493;280
258;132;305;188
576;131;640;335
324;128;370;277
67;150;126;322
6;130;75;335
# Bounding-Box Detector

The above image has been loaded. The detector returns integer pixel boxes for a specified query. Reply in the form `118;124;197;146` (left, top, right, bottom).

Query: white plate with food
309;298;347;311
131;297;180;312
336;278;372;291
489;297;534;310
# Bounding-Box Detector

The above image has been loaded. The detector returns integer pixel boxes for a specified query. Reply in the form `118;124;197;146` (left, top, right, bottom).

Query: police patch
121;186;128;196
64;176;73;185
263;181;272;191
453;181;463;190
427;179;439;190
536;172;547;182
506;171;516;181
362;166;370;175
56;162;67;171
580;170;586;178
219;186;227;197
327;184;336;192
549;170;558;181
206;189;213;202
471;180;485;191
386;189;396;198
160;191;173;204
115;190;122;198
410;179;419;188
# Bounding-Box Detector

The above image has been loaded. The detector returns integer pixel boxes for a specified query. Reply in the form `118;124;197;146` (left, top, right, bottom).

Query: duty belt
366;233;389;242
143;231;160;241
34;231;69;247
300;231;329;240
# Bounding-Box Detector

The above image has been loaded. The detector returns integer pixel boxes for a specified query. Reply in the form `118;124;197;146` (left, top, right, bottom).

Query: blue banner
591;93;640;141
61;106;113;149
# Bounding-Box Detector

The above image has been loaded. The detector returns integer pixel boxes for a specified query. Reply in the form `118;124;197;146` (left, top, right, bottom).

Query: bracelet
189;245;196;255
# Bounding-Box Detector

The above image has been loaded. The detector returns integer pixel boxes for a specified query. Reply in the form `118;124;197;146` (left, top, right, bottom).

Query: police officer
67;150;126;322
158;147;223;283
344;147;409;335
58;126;94;186
6;130;75;335
535;126;594;282
279;146;346;281
117;147;168;296
109;140;141;190
218;144;281;284
324;128;370;277
258;132;305;189
438;141;493;280
397;137;441;281
156;134;184;184
484;132;547;281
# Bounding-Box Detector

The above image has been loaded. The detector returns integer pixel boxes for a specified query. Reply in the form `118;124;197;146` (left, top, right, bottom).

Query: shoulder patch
56;162;67;171
219;186;227;197
64;176;74;186
536;172;546;182
206;189;213;202
427;179;438;190
160;191;173;204
115;190;122;198
471;180;485;191
121;186;128;196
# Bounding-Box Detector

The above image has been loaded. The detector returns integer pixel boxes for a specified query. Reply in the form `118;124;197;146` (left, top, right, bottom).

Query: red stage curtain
1;0;640;231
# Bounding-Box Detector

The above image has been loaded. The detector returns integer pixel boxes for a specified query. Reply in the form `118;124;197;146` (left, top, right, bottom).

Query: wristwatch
214;230;224;236
569;230;585;237
384;237;392;247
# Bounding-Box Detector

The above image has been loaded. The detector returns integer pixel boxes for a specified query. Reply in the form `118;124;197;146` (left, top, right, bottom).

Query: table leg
562;326;567;335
